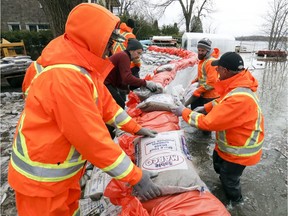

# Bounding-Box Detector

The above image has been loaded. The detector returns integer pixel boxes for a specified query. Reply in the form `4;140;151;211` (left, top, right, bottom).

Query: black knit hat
127;38;143;51
211;52;245;71
197;38;212;51
127;19;135;28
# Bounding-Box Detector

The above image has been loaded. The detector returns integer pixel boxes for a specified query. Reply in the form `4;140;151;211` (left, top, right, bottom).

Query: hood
65;3;120;57
211;48;220;59
119;22;133;33
214;70;259;95
39;3;120;79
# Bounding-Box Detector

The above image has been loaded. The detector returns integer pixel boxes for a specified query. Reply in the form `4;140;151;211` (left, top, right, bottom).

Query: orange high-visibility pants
15;187;81;216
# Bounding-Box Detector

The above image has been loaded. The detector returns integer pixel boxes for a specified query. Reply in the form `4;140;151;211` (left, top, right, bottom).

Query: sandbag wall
80;47;230;216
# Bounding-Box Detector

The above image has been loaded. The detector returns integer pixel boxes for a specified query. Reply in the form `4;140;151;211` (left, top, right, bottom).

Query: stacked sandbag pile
0;56;32;75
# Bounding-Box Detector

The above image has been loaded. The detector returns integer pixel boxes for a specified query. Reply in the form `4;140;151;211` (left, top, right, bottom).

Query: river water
1;48;287;216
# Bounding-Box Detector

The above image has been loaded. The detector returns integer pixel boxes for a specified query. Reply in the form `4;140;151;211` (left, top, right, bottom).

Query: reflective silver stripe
188;111;201;128
217;87;263;156
69;149;81;162
34;61;43;74
104;153;132;178
11;151;85;180
107;108;131;129
16;133;24;156
199;58;215;90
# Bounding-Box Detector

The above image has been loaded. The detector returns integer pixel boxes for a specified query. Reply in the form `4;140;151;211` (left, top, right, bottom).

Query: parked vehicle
0;39;31;87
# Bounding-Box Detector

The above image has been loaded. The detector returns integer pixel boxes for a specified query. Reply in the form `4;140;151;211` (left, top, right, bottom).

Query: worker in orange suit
186;38;220;108
172;52;265;206
111;19;141;80
8;4;161;216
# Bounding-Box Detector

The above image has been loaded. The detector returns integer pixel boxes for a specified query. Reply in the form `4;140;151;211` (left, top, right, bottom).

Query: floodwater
1;51;287;216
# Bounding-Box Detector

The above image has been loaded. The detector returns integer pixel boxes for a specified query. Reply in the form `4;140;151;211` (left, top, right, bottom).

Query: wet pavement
0;53;287;216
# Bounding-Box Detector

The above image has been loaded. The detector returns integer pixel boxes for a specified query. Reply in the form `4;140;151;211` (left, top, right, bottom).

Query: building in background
1;0;120;32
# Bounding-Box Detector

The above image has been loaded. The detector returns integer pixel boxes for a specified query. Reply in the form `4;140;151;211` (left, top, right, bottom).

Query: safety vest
112;31;134;54
198;58;215;91
187;87;263;157
216;87;263;157
11;63;135;183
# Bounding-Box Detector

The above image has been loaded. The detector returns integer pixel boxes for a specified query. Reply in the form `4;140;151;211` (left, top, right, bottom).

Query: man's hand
194;106;207;114
171;104;185;117
136;128;158;138
146;81;158;92
133;170;161;201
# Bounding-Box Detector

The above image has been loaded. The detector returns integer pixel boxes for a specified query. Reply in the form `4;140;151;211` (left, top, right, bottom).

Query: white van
182;33;236;54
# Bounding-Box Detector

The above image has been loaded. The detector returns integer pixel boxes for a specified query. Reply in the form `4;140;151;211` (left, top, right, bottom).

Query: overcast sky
158;0;270;37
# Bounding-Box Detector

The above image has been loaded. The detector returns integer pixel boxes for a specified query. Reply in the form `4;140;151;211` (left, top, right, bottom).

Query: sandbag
133;83;163;101
134;130;208;196
182;82;198;105
136;93;175;112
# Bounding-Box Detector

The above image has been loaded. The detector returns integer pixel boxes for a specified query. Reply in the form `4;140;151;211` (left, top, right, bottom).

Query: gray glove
194;106;207;114
136;127;158;138
146;81;158;92
133;170;162;201
171;103;185;117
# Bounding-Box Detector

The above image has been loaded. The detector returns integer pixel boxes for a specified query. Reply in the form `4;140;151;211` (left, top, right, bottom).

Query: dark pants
105;84;127;139
213;150;246;202
190;96;215;110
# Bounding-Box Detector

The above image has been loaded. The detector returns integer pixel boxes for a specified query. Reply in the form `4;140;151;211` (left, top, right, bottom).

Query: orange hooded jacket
192;48;220;99
8;3;143;198
182;70;264;166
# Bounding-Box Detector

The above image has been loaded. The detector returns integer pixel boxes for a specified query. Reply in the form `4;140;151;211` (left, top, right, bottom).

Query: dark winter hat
197;38;212;51
127;19;135;28
127;38;143;51
211;52;245;71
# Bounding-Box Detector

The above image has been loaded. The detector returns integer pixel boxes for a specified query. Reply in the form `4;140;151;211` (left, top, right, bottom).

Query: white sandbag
84;167;112;200
136;93;175;112
134;130;208;196
156;63;176;73
133;83;163;101
182;82;198;105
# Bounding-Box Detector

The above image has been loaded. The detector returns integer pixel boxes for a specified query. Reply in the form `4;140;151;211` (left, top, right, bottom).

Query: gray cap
197;38;212;51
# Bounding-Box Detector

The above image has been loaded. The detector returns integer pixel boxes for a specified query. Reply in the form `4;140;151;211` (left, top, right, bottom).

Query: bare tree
38;0;84;37
149;0;212;32
116;0;135;16
264;0;288;50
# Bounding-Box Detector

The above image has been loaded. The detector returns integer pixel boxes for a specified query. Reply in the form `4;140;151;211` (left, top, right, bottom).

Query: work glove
194;106;207;114
171;103;185;117
136;127;158;138
133;170;162;201
146;81;158;92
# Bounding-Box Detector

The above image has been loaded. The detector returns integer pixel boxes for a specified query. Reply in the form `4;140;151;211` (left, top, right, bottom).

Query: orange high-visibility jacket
111;23;141;67
182;70;264;166
22;57;42;97
8;4;143;198
192;48;220;99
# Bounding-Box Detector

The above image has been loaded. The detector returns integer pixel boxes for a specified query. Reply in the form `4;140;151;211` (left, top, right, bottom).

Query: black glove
133;170;162;201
